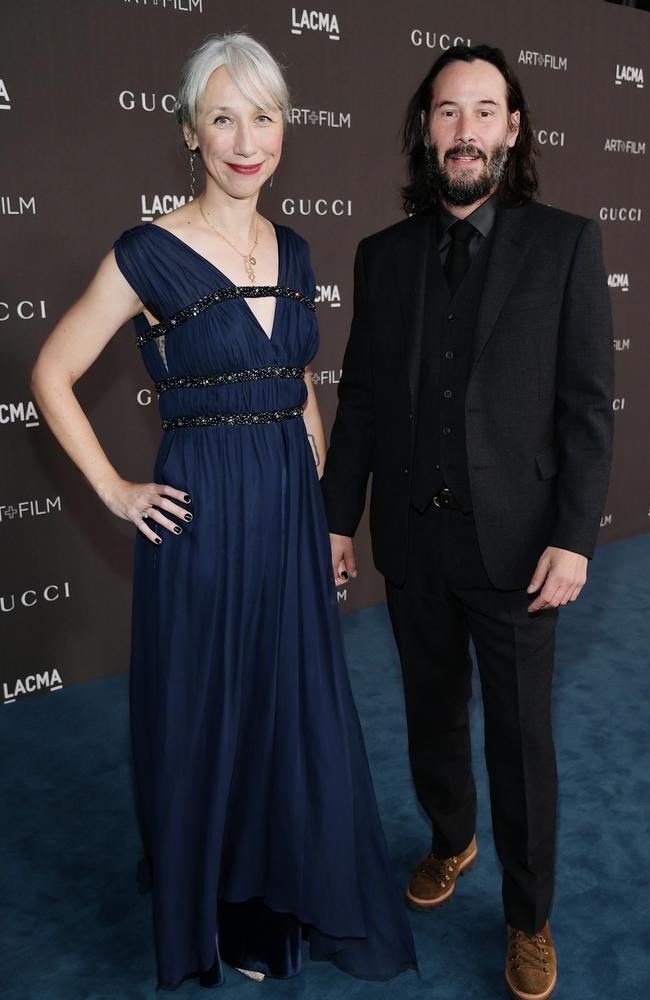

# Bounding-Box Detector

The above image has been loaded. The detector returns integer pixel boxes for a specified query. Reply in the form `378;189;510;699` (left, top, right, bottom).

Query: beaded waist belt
158;365;306;430
155;365;305;394
162;404;304;431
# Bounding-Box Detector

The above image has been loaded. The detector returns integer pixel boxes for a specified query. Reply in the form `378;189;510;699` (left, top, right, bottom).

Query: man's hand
527;546;588;612
330;533;358;586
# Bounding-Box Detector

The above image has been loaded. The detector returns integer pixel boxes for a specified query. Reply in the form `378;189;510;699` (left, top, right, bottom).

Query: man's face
424;59;520;208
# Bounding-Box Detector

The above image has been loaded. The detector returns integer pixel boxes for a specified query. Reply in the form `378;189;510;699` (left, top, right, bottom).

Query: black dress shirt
437;194;497;265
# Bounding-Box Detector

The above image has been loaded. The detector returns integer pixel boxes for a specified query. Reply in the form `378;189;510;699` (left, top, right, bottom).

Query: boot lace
417;851;458;889
508;929;551;975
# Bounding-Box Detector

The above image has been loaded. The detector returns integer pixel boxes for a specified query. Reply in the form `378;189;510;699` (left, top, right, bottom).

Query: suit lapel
470;203;532;374
392;211;435;411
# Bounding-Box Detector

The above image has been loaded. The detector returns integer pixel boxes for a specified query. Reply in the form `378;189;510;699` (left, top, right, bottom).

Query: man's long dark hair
402;45;538;214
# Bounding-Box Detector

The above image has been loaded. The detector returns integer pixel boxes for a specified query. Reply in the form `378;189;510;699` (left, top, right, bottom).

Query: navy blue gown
113;222;416;990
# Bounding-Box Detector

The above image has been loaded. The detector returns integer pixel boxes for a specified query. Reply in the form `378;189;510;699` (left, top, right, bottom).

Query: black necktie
444;219;475;296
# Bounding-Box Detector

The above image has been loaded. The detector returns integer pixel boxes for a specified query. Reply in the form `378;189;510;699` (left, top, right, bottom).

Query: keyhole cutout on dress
244;295;276;340
196;222;280;340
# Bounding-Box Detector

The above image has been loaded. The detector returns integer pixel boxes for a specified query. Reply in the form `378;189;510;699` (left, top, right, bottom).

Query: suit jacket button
403;467;409;476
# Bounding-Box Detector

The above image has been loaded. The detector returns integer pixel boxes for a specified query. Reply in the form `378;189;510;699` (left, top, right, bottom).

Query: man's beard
426;140;510;206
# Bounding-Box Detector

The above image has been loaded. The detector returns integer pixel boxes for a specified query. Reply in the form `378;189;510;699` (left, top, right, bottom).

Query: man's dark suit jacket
321;201;615;590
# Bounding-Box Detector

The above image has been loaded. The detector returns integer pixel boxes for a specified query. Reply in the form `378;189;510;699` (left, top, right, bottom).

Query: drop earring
188;146;199;199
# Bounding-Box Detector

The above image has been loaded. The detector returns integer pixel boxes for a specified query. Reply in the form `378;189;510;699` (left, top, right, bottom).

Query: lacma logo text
0;402;40;428
4;669;63;705
0;79;10;110
615;64;644;89
141;194;192;222
291;9;340;40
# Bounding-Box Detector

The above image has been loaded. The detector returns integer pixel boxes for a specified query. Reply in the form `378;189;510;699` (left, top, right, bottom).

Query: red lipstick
227;163;263;175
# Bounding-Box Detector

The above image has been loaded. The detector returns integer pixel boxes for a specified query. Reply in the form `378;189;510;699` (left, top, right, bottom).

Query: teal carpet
2;534;649;999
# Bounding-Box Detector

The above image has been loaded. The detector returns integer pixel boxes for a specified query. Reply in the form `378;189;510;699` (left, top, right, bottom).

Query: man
321;45;614;1000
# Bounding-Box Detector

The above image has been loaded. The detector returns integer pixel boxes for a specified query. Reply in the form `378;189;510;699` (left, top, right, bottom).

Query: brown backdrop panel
1;0;648;705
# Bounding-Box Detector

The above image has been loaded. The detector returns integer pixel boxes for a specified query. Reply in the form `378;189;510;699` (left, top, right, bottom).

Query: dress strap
137;286;316;346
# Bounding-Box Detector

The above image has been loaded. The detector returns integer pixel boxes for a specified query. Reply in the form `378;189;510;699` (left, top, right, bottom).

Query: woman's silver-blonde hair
176;32;291;133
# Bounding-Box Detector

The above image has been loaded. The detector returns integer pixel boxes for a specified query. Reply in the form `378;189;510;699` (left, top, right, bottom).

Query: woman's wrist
93;470;123;504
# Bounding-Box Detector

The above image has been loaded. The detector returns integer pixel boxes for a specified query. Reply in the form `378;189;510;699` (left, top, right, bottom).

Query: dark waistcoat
411;225;495;513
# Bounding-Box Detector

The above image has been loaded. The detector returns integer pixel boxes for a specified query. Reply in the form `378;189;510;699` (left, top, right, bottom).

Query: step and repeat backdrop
1;0;648;705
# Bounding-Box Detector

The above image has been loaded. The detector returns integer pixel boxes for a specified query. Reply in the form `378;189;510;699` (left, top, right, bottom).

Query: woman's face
186;64;284;200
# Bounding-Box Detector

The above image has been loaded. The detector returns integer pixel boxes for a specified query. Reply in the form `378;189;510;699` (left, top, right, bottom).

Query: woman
31;33;416;991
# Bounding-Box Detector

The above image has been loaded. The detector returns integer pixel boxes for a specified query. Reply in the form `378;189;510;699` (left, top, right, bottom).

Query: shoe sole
405;849;478;911
235;968;266;982
505;969;557;1000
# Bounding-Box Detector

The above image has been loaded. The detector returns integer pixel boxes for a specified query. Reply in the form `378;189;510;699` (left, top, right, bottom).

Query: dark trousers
385;502;558;933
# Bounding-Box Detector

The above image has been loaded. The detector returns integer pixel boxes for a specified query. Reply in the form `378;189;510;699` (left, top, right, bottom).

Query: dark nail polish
183;494;192;503
184;513;193;522
341;571;349;580
174;526;182;534
154;537;162;545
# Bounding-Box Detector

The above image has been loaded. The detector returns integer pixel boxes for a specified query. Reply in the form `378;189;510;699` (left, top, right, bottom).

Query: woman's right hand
97;476;193;544
30;252;196;548
329;533;357;586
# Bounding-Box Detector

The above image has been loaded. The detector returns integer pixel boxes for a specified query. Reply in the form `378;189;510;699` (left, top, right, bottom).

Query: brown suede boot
505;921;557;1000
405;835;478;909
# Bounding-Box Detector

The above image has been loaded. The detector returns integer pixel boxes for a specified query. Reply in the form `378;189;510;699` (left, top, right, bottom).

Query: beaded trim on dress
161;404;305;431
154;366;305;395
137;286;316;346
